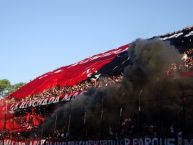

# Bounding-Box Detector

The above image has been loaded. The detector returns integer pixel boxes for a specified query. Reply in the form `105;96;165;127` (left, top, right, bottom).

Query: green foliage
0;79;25;98
0;79;11;97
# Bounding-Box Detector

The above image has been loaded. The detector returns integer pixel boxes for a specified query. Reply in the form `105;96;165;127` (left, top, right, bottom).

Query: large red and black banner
0;26;192;132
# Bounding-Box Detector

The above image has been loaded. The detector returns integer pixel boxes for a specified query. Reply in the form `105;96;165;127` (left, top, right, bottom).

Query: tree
0;79;11;98
0;79;25;98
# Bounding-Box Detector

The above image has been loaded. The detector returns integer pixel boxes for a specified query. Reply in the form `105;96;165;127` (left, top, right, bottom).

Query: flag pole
83;109;87;138
54;113;58;136
138;89;143;134
67;101;72;137
100;96;104;138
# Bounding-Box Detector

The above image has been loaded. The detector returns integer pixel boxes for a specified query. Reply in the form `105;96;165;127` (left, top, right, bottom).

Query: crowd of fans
4;75;123;105
165;48;193;75
183;48;193;70
24;75;123;102
1;47;193;141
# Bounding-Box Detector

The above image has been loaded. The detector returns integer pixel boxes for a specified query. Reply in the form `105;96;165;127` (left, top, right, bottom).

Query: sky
0;0;193;84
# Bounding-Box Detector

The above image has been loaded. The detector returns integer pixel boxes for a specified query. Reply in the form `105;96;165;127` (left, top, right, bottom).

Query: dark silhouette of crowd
0;116;190;142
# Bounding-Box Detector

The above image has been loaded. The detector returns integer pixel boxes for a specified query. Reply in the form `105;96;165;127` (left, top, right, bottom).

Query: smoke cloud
37;39;193;137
